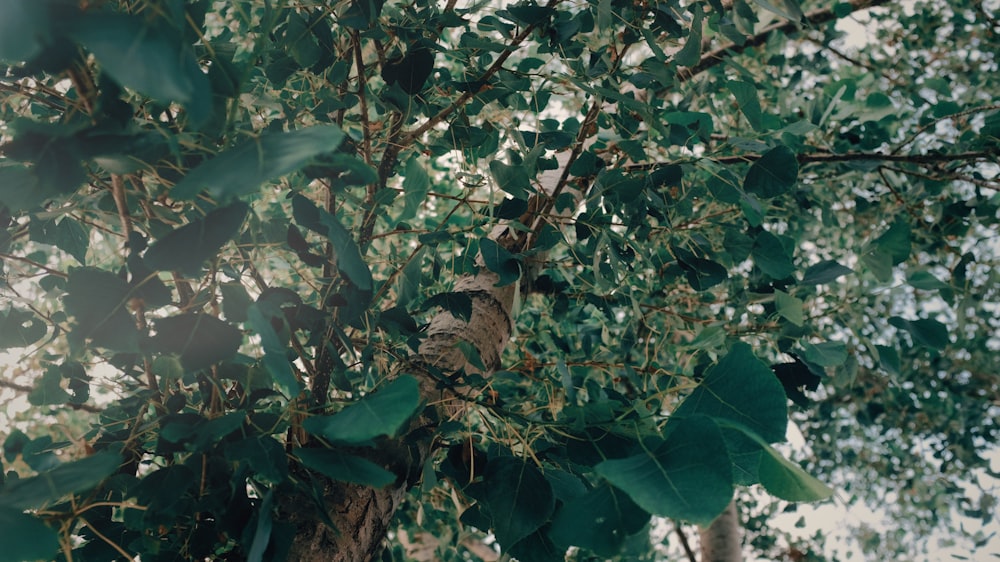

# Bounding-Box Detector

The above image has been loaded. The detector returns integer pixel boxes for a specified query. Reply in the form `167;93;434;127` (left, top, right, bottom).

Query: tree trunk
281;232;519;560
699;500;743;562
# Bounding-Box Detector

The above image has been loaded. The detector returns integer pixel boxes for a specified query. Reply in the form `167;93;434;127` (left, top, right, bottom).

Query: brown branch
676;522;698;562
679;0;892;81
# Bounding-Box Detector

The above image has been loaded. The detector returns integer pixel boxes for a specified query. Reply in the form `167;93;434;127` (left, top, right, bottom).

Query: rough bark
280;231;519;560
699;500;743;562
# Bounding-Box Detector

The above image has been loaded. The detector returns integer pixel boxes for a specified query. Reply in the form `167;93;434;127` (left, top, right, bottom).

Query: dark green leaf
800;341;848;367
143;202;249;275
381;44;434;95
751;231;795;279
247;489;274;562
291;194;372;290
549;483;649;556
0;3;53;63
489;160;530;198
479;238;522;287
800;260;853;285
907;270;949;290
595;415;733;526
671;244;727;291
303;375;421;445
63;267;139;351
27;366;71;406
294;449;396;487
421;292;473;323
171;126;345;201
483;457;554;548
0;308;47;349
874;220;912;265
758;445;834;501
673;342;788;443
888;317;950;350
150;314;243;371
727;80;764;131
0;506;59;562
224;437;288;484
674;7;703;67
245;303;300;397
0;452;121;510
744;145;798;198
68;14;210;125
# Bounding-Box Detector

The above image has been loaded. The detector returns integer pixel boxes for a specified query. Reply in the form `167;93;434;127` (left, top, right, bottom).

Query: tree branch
679;0;892;81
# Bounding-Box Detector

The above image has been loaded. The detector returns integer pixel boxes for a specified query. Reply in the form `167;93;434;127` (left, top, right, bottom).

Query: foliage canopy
0;0;998;560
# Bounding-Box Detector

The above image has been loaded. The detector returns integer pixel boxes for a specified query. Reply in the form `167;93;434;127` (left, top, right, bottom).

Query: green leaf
421;292;473;322
744;145;798;198
303;375;421;445
0;452;121;510
674;7;703;67
149;314;243;371
489;160;530;199
247;489;274;562
758;445;834;501
479;238;522;287
671;244;728;291
774;290;804;326
673;342;788;443
875;220;912;265
800;260;853;285
0;3;52;63
144;202;249;275
716;420;833;501
63;267;140;351
68;14;210;125
549;483;649;556
27;366;71;406
483;457;555;548
171;126;345;201
595;415;733;526
888;317;950;350
291;194;373;290
751;231;795;279
0;506;59;562
0;308;47;349
907;270;950;290
224;437;289;484
294;449;396;487
245;303;300;397
727;80;764;131
800;341;848;367
401;155;431;222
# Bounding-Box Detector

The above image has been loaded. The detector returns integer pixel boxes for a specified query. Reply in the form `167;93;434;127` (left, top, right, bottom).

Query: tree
0;0;997;560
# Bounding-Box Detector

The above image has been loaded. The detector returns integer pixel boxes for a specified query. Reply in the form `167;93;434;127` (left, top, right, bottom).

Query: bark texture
699;500;743;562
281;231;519;560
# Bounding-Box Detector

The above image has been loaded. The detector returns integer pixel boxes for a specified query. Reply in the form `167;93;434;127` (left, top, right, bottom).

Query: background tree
0;0;997;561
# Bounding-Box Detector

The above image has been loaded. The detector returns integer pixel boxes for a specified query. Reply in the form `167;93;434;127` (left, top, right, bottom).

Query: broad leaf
479;238;521;287
144;202;249;275
595;415;733;526
295;448;396;487
800;260;853;285
744;145;798;198
291;194;373;290
0;308;47;349
800;341;848;367
673;342;788;443
63;267;139;351
0;3;52;63
303;375;422;445
421;292;473;322
0;506;59;562
69;14;210;125
489;160;530;199
888;317;950;350
149;314;243;371
549;483;649;556
751;231;795;279
171;126;345;201
0;452;121;510
727;80;764;131
483;457;555;548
